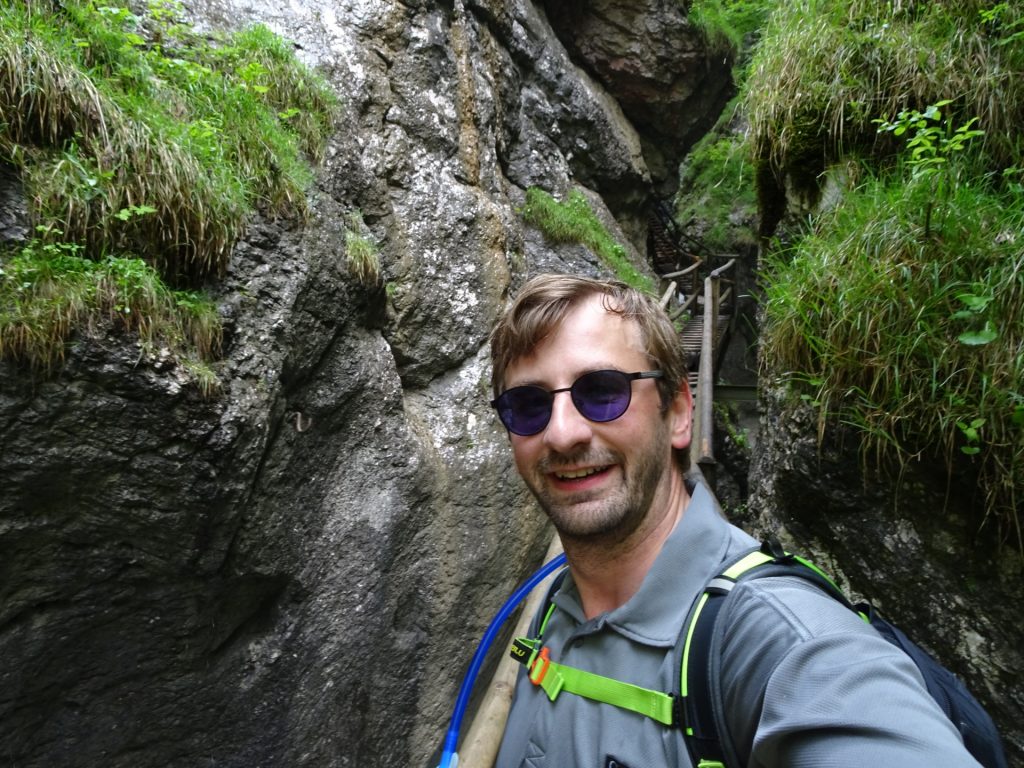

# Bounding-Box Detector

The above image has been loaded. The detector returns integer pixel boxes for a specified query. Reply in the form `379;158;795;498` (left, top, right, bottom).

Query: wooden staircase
679;310;732;394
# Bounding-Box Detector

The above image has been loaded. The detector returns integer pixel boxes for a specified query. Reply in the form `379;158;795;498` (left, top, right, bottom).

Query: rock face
0;0;732;766
542;0;734;200
746;387;1024;764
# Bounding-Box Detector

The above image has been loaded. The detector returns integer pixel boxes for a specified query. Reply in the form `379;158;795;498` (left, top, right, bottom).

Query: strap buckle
529;646;552;685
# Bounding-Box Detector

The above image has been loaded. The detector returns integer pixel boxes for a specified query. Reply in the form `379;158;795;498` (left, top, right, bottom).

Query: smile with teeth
554;466;609;480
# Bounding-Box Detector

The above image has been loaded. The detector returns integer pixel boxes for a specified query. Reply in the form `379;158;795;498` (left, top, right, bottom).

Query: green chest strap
508;548;784;768
511;635;677;725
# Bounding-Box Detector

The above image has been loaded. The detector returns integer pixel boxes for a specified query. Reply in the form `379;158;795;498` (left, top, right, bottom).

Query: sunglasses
491;369;663;436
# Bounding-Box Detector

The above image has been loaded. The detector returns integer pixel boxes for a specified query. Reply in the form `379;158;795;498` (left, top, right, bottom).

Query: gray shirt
495;479;981;768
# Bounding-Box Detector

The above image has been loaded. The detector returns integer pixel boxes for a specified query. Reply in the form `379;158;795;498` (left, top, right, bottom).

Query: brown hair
489;274;688;409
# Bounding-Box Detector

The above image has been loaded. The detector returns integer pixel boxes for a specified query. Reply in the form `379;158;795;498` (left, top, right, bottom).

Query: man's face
501;295;691;542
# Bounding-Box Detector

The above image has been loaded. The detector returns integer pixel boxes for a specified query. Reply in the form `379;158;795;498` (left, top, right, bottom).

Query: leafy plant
957;418;985;456
874;101;984;236
953;290;999;347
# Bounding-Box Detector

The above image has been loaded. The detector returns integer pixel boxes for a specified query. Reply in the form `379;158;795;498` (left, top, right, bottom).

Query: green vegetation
689;0;771;67
344;211;381;286
760;101;1023;534
675;0;768;252
745;0;1024;205
521;188;654;293
0;0;338;388
0;232;221;374
680;0;1024;535
715;402;750;450
676;126;757;253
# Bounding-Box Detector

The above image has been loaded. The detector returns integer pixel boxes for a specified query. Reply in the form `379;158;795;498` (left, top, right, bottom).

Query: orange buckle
529;647;551;686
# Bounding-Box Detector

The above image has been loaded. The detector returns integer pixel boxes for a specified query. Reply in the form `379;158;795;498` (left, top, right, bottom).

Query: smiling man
488;274;982;768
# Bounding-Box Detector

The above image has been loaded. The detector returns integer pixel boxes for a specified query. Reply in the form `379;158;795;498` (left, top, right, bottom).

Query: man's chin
542;499;627;540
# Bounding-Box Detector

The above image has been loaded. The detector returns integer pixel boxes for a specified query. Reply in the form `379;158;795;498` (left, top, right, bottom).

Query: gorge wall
744;387;1024;764
5;0;1021;765
0;1;732;765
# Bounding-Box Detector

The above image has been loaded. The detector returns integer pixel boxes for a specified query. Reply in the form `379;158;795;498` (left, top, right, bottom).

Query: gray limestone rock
0;0;727;765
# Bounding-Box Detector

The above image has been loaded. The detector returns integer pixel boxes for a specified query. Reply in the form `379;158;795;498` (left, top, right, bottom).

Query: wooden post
658;281;678;310
458;537;565;768
697;274;717;485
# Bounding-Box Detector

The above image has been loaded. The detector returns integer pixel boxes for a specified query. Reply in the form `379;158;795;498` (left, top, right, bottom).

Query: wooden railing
692;258;736;485
659;256;736;485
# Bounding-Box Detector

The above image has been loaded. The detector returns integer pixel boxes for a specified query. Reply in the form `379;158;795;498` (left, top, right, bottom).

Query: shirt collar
552;472;755;646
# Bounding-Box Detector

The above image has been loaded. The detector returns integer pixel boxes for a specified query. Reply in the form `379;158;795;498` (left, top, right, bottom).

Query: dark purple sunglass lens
500;387;553;436
572;370;631;422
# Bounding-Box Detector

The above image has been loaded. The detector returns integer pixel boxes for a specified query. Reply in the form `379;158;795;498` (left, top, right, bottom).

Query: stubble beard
527;421;672;545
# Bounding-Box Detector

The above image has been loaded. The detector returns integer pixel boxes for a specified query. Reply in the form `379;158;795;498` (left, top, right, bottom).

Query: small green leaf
1012;405;1024;427
958;322;998;346
956;293;993;312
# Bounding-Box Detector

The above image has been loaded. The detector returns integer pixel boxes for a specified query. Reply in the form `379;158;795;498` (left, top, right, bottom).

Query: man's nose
542;390;593;452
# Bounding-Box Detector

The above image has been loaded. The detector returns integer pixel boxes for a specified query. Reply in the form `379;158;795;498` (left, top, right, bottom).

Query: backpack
510;539;1008;768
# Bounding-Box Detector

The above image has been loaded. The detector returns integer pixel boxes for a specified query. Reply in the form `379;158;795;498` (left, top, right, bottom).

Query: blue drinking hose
437;551;568;768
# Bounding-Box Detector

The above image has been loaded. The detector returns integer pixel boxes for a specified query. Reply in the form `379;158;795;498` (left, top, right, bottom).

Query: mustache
537;448;619;473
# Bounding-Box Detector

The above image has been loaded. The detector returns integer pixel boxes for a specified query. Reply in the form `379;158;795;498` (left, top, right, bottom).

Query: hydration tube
437;551;568;768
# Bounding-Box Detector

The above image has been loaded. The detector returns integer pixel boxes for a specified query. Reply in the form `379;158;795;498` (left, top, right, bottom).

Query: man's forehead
507;297;647;379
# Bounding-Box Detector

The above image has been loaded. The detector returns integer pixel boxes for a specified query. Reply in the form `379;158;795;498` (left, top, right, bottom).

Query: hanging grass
521;188;654;293
745;0;1024;202
0;236;222;377
0;0;339;383
0;0;338;282
761;170;1024;540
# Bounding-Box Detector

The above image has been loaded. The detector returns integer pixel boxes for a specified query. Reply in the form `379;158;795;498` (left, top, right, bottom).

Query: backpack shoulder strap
679;539;847;768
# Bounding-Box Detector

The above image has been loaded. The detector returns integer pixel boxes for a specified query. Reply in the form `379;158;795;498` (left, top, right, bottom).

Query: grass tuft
0;236;222;392
761;171;1024;538
745;0;1024;202
344;211;381;286
1;0;338;381
1;0;339;283
521;188;654;293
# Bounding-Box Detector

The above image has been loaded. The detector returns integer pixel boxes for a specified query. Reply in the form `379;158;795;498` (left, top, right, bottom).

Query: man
488;274;980;767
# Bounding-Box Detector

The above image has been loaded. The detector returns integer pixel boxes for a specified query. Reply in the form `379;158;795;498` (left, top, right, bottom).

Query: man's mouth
554;466;609;481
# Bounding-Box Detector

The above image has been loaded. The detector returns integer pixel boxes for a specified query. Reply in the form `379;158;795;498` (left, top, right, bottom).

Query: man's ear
668;378;693;450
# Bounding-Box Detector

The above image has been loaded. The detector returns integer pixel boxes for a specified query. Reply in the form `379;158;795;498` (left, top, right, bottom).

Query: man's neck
561;468;691;620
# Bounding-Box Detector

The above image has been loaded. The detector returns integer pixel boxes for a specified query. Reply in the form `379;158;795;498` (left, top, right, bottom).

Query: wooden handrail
692;258;738;483
710;257;737;279
661;261;702;279
457;536;565;768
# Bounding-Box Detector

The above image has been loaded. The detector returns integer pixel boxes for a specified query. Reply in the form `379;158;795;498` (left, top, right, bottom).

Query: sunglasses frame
491;369;663;436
